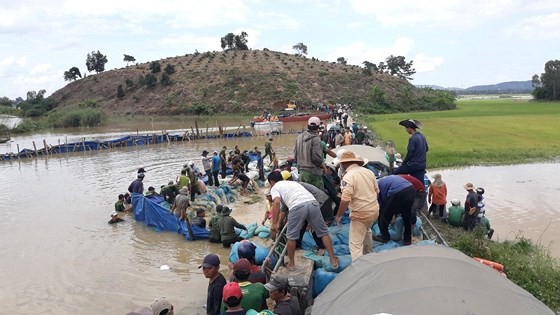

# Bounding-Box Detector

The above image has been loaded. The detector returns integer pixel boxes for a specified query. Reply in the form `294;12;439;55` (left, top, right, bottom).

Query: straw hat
464;182;475;190
335;151;364;166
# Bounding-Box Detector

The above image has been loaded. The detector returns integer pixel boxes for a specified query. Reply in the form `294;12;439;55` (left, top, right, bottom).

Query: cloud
29;64;53;76
157;34;222;53
509;13;560;40
349;0;515;28
324;37;415;65
0;56;27;77
413;53;444;73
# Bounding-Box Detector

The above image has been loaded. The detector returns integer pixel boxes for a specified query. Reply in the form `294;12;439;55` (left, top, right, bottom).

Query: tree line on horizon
532;60;560;101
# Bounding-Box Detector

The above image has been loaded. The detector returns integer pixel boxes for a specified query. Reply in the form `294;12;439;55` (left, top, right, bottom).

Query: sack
468;207;477;215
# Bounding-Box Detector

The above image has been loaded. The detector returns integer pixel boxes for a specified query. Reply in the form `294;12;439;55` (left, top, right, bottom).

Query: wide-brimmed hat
464;182;475;190
451;199;461;206
399;119;422;129
137;167;147;173
335;150;364;166
221;206;232;216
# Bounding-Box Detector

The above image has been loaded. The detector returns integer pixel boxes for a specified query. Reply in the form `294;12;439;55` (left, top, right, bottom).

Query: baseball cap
222;282;243;301
198;253;220;269
308;116;320;126
151;297;172;315
265;274;289;291
233;258;252;273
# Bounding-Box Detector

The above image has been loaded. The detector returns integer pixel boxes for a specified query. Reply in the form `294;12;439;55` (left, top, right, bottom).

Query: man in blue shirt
376;175;416;245
211;151;221;188
393;119;428;184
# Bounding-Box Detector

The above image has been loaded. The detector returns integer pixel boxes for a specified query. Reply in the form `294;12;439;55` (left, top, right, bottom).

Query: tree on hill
164;64;176;75
362;61;376;76
123;54;136;66
534;60;560;100
293;43;308;56
86;51;108;73
17;90;56;117
150;61;161;73
63;67;82;81
220;32;249;51
385;55;415;81
337;57;347;65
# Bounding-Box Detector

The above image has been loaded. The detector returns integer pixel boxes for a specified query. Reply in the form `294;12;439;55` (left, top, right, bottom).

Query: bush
117;85;125;98
125;78;134;88
164;64;176;75
149;61;161;73
145;74;157;87
47;108;106;128
160;72;172;86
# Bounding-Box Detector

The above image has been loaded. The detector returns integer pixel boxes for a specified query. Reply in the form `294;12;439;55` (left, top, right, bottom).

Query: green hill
50;50;455;115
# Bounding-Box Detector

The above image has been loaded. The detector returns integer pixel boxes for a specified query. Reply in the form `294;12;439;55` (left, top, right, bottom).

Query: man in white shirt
268;171;338;270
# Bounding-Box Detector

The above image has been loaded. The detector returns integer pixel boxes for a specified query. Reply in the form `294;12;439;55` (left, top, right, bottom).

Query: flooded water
1;123;559;314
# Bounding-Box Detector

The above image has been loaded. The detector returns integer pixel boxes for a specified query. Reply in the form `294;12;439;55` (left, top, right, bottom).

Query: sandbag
239;222;258;239
313;268;337;298
413;240;437;246
322;254;352;272
413;216;423;237
374;240;400;252
328;224;350;246
257;231;270;239
229;241;271;266
303;250;326;269
301;231;318;250
389;215;404;241
333;244;350;256
196;180;207;194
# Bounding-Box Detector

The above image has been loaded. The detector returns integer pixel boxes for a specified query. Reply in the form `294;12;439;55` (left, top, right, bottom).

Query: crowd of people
120;109;494;314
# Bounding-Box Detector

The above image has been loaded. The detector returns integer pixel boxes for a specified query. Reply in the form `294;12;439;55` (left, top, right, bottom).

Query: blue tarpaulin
132;193;209;240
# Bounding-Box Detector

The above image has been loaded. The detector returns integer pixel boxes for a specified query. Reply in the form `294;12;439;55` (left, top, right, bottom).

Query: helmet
281;170;292;180
451;199;461;206
237;240;256;260
476;187;485;195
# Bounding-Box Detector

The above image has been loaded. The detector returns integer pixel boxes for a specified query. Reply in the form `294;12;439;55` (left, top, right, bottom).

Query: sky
1;0;559;99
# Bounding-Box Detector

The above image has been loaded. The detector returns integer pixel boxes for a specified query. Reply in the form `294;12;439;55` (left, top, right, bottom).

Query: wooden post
16;144;20;159
43;139;49;155
190;126;195;139
234;124;242;136
65;136;68;153
206;122;209;139
83;137;86;152
32;141;37;156
195;120;200;138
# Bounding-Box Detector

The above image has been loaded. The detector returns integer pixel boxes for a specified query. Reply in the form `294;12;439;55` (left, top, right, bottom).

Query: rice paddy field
362;99;560;168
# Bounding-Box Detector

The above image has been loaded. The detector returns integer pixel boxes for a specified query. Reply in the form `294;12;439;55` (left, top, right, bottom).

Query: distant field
361;99;560;168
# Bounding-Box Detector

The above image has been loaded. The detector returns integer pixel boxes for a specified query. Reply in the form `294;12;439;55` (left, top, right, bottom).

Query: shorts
286;201;328;240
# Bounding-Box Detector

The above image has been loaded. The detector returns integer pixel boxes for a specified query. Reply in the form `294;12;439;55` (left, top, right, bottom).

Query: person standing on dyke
202;150;214;187
267;171;339;270
211;151;221;188
428;173;448;219
294;116;325;190
392;119;429;184
462;182;479;231
334;151;380;261
219;146;228;179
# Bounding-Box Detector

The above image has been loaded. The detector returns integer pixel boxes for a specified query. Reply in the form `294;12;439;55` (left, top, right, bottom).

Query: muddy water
1;125;559;314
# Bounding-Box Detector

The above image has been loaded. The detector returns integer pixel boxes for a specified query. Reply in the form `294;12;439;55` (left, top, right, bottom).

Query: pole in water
32;141;37;156
16;144;20;158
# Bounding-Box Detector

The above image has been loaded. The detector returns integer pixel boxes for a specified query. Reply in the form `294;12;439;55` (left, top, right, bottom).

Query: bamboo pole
206;122;209;139
65;136;68;153
16;144;20;159
82;137;86;152
195;120;199;138
32;141;37;156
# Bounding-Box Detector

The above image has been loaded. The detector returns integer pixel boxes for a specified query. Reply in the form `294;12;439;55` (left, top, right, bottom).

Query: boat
277;110;331;122
252;121;283;135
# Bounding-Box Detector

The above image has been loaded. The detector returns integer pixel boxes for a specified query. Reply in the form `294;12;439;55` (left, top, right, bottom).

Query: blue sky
1;0;559;99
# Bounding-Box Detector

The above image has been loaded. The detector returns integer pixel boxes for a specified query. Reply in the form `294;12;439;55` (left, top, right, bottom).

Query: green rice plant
363;99;560;167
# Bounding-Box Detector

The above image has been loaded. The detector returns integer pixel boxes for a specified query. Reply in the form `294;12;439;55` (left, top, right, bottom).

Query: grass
362;99;560;168
429;218;560;312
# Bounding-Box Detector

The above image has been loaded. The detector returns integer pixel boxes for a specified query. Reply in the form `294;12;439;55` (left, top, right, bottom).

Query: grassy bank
428;218;560;312
362;99;560;168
